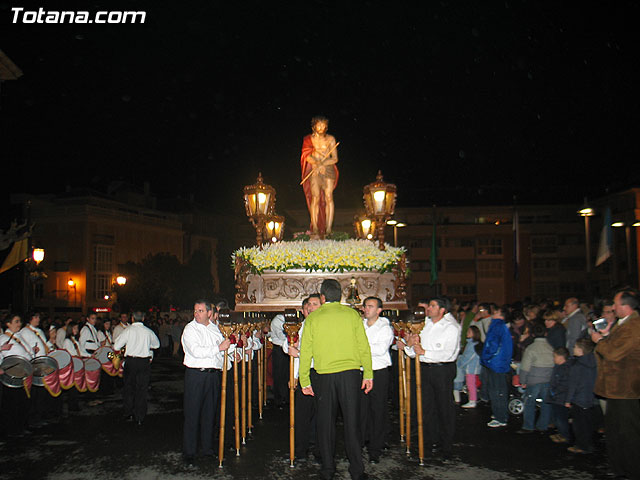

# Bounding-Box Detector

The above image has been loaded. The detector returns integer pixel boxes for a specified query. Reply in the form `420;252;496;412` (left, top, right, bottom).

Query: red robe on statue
300;134;339;235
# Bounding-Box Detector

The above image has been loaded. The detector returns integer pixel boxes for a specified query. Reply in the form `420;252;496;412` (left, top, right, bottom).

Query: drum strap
71;338;82;357
27;325;50;354
7;332;33;359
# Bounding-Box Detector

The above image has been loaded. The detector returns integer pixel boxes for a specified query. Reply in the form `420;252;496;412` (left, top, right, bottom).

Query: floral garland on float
233;239;408;309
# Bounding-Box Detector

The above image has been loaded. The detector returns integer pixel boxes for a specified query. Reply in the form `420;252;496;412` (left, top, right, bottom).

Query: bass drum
72;356;86;392
0;355;33;389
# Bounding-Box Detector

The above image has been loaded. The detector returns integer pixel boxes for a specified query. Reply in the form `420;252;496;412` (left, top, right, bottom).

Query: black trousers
315;369;364;480
123;357;152;422
183;368;221;457
360;367;390;458
295;369;318;458
570;405;594;452
604;398;640;479
272;345;289;405
421;362;456;453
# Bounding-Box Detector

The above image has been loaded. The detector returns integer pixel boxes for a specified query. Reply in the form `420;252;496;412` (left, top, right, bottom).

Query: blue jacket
567;353;597;409
481;318;513;374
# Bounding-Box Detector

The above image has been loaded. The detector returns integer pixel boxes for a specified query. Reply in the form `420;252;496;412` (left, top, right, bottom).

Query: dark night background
1;1;638;218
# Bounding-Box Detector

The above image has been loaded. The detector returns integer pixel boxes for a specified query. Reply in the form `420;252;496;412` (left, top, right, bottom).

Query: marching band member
97;318;114;347
47;326;58;352
63;322;83;357
79;313;101;357
113;313;130;342
20;311;48;357
113;311;159;426
0;314;32;436
56;317;73;349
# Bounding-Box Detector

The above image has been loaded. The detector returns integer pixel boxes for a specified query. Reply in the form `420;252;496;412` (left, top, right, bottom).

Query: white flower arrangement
233;239;405;274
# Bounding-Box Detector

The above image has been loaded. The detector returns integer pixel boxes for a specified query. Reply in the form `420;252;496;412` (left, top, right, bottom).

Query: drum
50;349;74;389
0;355;33;389
93;345;121;376
93;346;113;364
84;357;101;392
31;356;58;387
72;356;86;392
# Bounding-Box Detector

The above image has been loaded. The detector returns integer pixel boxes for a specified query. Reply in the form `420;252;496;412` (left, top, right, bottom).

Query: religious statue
300;115;339;237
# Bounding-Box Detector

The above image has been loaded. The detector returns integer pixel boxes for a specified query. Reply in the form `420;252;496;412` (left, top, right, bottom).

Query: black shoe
369;456;379;464
124;415;133;422
183;455;195;467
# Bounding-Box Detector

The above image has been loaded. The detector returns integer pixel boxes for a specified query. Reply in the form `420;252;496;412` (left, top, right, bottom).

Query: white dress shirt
281;321;312;379
364;316;394;370
181;319;228;369
79;323;100;355
405;312;461;363
0;331;32;360
270;314;287;347
19;325;48;357
113;322;160;358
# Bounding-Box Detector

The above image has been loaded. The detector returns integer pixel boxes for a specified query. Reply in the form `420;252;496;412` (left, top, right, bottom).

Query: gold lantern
244;173;276;247
363;171;397;250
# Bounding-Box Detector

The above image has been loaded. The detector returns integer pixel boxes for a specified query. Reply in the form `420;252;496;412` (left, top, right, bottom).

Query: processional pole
217;309;234;468
282;308;301;468
409;307;427;466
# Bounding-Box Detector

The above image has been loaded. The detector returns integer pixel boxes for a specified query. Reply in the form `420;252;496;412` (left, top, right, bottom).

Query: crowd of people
1;287;639;480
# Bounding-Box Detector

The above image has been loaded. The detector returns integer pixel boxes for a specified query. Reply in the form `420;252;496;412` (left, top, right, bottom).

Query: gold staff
282;308;301;468
217;309;234;468
247;316;254;434
233;325;241;456
405;345;411;455
240;320;248;445
408;307;427;466
392;318;407;442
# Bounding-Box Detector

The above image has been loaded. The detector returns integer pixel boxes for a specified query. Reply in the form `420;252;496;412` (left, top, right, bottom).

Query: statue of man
300;115;339;236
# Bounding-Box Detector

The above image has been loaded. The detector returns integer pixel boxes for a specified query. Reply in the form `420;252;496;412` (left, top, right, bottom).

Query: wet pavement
0;356;611;479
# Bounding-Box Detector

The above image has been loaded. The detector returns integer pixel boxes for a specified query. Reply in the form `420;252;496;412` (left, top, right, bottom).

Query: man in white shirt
79;313;100;356
404;296;461;458
283;294;322;460
113;313;130;342
360;296;394;463
113;311;159;426
270;311;289;408
181;300;231;466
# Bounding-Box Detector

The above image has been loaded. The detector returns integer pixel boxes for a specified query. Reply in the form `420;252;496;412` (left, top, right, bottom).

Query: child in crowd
565;338;598;454
454;325;483;408
547;347;572;444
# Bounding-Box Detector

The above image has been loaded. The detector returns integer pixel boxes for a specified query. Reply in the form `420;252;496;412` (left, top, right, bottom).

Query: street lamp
578;200;594;273
363;171;397;250
387;220;406;247
116;275;127;286
32;248;45;264
353;214;376;241
244;173;276;247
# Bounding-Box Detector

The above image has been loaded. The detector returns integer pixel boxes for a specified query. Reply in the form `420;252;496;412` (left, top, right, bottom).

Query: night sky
1;1;638;217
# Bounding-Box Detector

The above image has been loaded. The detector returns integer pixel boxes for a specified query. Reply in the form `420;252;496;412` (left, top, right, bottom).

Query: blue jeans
523;382;551;431
486;369;509;423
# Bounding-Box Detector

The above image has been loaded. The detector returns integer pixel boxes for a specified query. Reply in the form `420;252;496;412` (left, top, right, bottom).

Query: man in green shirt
300;279;373;480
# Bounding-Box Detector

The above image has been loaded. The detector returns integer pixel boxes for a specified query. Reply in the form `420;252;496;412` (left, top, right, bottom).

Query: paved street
0;356;609;479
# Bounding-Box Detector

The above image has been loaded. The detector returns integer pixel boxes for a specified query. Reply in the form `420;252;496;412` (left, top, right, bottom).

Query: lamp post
387;220;406;247
363;170;397;250
244;173;276;247
353;214;376;241
68;278;77;308
578;202;594;273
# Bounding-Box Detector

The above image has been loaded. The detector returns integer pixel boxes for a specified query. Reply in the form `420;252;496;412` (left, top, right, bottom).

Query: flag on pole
513;208;520;280
430;208;438;286
595;207;612;267
0;237;28;275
